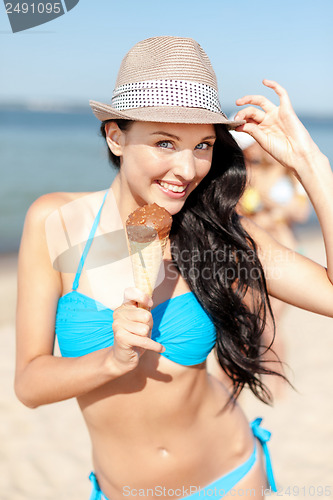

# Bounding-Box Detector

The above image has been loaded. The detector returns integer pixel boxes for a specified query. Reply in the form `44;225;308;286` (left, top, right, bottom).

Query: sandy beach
1;229;332;500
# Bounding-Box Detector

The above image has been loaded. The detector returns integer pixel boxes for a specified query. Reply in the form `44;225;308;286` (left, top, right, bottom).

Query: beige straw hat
89;36;244;129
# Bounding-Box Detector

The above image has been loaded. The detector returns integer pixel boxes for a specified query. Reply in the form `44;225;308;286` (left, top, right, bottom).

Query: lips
155;180;189;198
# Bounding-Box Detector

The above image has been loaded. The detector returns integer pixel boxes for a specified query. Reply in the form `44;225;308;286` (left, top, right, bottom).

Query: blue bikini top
55;190;217;366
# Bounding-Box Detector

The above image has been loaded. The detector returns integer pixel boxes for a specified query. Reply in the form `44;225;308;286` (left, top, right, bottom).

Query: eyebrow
150;131;216;141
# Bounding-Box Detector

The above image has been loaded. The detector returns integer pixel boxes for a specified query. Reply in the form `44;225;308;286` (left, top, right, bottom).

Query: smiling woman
15;36;333;500
103;121;216;212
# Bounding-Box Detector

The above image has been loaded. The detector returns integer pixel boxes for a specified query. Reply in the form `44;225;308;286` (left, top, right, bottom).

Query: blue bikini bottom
89;418;277;500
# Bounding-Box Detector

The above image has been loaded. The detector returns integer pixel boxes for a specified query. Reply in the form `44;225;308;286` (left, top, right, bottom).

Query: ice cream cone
126;204;172;310
128;236;168;297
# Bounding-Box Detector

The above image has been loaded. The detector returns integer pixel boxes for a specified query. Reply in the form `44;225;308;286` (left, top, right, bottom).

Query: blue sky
1;0;332;115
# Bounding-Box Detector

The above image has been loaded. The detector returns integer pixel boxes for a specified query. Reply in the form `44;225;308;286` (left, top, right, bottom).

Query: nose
172;149;196;182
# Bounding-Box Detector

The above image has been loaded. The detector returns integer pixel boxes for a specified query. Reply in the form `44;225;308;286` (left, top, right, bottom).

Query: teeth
159;181;186;193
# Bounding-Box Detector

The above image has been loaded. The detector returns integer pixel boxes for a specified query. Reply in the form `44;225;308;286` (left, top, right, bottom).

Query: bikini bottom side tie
251;417;277;492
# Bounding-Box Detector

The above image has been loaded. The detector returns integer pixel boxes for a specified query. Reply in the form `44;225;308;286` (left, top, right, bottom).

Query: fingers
114;290;156;344
114;301;153;332
234;106;266;124
237;80;293;115
121;309;153;336
123;287;153;309
130;306;153;326
236;93;276;113
234;122;267;143
262;79;292;107
115;328;165;354
112;288;165;371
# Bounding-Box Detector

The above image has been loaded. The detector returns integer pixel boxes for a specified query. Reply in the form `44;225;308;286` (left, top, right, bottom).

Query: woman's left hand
235;80;326;175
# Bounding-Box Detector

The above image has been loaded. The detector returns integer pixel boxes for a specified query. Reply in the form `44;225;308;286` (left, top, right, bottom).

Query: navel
157;447;169;457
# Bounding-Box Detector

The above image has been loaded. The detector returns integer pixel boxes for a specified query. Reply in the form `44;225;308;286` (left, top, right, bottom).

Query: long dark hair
100;119;288;405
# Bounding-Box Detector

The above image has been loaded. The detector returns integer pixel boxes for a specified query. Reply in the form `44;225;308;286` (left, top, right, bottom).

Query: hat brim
89;100;245;129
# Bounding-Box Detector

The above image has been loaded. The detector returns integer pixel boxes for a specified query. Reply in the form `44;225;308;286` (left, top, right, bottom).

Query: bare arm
15;194;163;408
235;81;333;315
241;217;333;317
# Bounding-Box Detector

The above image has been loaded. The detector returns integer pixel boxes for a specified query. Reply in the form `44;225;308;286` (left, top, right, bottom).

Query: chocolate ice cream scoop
126;203;172;242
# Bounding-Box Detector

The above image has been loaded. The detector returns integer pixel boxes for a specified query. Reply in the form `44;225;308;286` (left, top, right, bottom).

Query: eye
195;142;213;150
157;140;173;149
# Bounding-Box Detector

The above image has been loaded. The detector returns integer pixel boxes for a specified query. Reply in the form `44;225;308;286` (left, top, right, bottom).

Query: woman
15;36;333;499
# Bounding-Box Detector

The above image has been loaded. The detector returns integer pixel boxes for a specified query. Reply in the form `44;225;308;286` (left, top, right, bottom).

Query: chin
164;203;185;216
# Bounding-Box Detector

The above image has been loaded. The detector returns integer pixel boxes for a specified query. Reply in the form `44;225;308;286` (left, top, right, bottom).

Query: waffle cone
128;236;168;309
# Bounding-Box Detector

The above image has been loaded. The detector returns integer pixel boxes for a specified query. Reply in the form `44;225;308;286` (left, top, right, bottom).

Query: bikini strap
72;190;109;291
89;472;101;499
251;417;277;492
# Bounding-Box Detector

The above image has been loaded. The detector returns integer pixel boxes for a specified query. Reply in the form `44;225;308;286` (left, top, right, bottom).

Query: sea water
1;108;332;253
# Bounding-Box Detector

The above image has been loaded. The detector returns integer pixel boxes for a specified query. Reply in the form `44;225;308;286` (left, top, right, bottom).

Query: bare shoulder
25;191;89;221
239;214;295;265
239;215;272;248
239;215;256;235
19;192;92;289
23;191;96;246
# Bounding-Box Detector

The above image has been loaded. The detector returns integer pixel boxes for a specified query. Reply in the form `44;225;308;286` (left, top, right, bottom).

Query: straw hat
89;36;244;129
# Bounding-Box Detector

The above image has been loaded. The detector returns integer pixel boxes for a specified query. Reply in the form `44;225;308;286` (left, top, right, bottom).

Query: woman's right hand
110;287;165;376
235;80;325;175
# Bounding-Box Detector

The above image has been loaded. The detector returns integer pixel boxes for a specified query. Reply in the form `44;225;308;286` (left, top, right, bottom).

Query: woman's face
107;121;216;216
